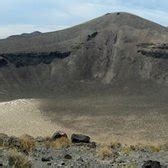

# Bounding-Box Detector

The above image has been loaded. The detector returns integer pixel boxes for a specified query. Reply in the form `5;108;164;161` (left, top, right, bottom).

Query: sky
0;0;168;39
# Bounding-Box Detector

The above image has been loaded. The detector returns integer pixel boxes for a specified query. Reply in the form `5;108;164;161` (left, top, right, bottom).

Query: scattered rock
64;154;72;160
51;131;68;141
57;161;65;166
71;134;90;143
47;162;52;166
88;142;96;148
7;136;21;148
142;160;161;168
0;133;168;167
77;157;84;162
41;156;53;162
0;161;3;167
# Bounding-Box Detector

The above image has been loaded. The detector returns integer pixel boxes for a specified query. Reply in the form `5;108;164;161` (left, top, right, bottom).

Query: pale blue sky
0;0;168;39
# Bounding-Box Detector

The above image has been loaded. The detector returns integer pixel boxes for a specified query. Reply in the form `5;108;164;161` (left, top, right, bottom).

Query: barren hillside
0;13;168;144
0;12;167;99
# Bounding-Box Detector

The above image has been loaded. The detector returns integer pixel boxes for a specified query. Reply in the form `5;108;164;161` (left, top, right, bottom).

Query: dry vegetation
1;132;168;168
121;164;137;168
97;145;113;159
19;134;36;153
97;139;168;160
121;144;163;154
8;149;32;168
110;140;121;149
45;137;71;149
121;146;134;154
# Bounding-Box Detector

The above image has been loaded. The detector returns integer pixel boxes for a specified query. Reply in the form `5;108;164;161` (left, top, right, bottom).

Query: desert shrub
124;144;162;153
19;134;36;153
127;143;146;152
121;163;137;168
121;146;133;155
110;141;121;149
45;136;51;141
97;145;113;159
8;149;32;168
44;140;51;149
147;145;161;153
160;143;168;151
45;137;71;149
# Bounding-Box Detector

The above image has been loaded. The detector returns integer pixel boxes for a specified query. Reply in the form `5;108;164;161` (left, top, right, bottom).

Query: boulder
71;134;90;143
51;131;67;141
142;160;161;168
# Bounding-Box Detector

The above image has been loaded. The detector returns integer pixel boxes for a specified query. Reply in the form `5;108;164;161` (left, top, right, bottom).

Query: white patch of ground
0;99;72;137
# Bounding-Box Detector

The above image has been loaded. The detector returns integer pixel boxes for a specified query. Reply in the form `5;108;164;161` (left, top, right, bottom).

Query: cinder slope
0;12;167;98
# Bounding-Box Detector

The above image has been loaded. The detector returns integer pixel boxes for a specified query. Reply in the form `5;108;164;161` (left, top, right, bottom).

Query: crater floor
1;93;168;145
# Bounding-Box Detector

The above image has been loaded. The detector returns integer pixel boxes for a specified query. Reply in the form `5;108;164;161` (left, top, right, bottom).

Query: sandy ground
0;96;168;145
0;99;73;137
39;95;168;145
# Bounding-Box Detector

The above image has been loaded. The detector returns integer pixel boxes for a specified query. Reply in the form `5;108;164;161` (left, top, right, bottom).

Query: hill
0;13;168;145
0;12;167;99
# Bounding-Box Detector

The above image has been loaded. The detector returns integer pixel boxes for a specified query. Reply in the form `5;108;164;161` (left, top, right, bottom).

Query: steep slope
0;12;167;99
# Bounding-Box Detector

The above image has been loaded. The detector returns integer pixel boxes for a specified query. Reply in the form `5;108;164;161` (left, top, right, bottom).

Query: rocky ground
0;132;168;168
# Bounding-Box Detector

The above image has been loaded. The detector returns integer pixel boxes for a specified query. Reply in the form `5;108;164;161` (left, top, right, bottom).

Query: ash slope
0;12;168;98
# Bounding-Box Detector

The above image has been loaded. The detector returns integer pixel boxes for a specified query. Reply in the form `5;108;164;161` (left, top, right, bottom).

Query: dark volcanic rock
138;50;168;59
87;32;98;41
1;135;168;168
64;154;72;160
0;51;71;68
51;131;68;141
71;134;90;143
41;156;53;162
142;160;161;168
0;59;8;67
137;43;168;59
0;160;3;167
